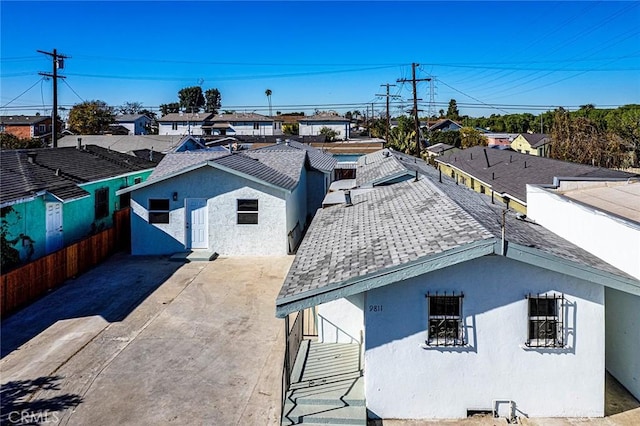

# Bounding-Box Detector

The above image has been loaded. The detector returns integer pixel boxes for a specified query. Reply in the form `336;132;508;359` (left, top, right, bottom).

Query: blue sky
1;1;639;119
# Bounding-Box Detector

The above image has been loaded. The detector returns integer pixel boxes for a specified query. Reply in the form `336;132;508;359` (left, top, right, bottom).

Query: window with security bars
94;188;109;220
526;293;564;348
426;292;464;346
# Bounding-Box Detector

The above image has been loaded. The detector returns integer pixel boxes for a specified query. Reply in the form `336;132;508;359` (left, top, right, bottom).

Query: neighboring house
0;145;155;264
299;113;350;140
157;112;214;135
428;118;462;132
527;180;640;402
511;133;551;156
425;142;457;157
203;112;283;136
484;132;519;148
57;134;210;156
1;115;54;144
117;142;336;256
435;146;637;213
113;114;152;135
276;152;639;420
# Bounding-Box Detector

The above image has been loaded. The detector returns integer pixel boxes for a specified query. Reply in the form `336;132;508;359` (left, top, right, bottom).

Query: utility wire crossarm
38;49;70;148
397;62;432;157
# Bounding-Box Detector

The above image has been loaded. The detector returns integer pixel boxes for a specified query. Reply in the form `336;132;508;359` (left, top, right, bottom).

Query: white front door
45;202;64;253
185;198;208;249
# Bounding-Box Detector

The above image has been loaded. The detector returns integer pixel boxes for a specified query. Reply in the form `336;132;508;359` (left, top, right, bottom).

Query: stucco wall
306;169;329;218
2;199;46;261
299;122;350;140
227;122;274;136
317;294;364;344
130;166;291;255
605;288;640;400
527;185;640;279
364;256;605;419
159;122;204;135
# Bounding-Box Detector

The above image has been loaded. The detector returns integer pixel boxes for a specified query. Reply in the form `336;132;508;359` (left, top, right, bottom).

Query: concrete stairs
282;342;366;426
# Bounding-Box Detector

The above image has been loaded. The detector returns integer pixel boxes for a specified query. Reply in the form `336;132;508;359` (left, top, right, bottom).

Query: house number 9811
369;305;383;312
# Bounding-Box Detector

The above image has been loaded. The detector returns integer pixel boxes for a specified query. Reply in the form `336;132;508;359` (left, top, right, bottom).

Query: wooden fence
0;208;130;318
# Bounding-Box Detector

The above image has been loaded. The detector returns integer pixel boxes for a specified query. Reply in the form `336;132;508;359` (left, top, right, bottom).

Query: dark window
134;177;142;184
480;185;485;194
427;293;464;346
149;199;170;224
253;122;259;130
94;188;109;219
526;294;564;348
172;122;178;130
237;199;258;224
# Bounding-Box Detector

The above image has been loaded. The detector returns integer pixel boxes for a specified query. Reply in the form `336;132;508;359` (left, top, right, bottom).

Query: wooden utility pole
38;49;69;148
397;63;431;157
376;84;400;144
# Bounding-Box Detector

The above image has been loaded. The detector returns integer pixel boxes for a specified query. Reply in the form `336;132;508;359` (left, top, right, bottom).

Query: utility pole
397;63;431;157
38;49;69;148
376;84;400;144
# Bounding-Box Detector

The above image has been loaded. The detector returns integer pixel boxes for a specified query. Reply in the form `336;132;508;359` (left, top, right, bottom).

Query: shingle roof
254;141;337;173
276;152;637;311
157;112;213;122
57;134;187;153
355;149;417;186
299;113;349;122
1;146;155;206
136;148;307;192
1;115;50;125
518;133;549;148
210;112;273;122
436;146;637;203
115;114;150;122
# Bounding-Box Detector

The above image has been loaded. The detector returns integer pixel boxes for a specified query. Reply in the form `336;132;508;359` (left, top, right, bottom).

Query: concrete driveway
1;253;293;425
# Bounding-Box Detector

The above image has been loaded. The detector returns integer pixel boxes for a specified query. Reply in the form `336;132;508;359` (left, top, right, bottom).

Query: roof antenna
501;209;507;255
344;190;352;207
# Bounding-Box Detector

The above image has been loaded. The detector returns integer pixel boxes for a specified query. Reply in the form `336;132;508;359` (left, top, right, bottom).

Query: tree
178;86;205;113
282;123;299;135
446;99;460;121
265;89;272;117
118;101;144;115
460;126;488;148
319;126;338;141
438;109;445;118
204;89;222;114
0;133;44;150
67;100;115;134
159;102;180;116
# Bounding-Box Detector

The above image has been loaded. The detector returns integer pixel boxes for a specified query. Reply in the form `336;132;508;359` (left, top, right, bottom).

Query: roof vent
276;138;282;144
344;190;352;207
26;152;37;164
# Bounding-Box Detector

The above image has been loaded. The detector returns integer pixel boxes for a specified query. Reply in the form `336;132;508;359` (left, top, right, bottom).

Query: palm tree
265;89;272;117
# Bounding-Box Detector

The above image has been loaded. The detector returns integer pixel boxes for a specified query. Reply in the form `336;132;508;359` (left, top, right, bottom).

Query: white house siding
606;288;640;400
285;167;307;253
527;184;640;279
130;166;288;256
227;122;274;136
364;256;604;419
159;122;204;135
299;121;350;140
527;184;640;401
317;294;364;344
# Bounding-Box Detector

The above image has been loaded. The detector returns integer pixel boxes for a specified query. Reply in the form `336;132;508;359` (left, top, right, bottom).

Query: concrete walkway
1;253;293;425
283;342;366;425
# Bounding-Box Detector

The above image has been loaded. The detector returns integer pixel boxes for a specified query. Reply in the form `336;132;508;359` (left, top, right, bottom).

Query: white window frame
426;292;465;347
237;199;258;225
148;198;170;224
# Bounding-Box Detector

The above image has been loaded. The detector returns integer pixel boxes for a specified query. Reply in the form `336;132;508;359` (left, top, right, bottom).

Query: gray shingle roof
1;146;155;206
299;113;349;122
139;148;307;192
355;149;416;187
211;112;273;122
115;114;150;122
254;141;337;173
57;134;187;154
276;149;637;312
1;115;50;125
437;146;637;203
519;133;549;148
157;112;213;122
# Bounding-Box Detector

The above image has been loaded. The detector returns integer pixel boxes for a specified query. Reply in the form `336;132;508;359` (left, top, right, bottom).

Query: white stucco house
527;180;640;403
203;112;283;136
117;142;336;256
113;114;152;135
298;113;350;140
276;150;639;421
157;112;214;136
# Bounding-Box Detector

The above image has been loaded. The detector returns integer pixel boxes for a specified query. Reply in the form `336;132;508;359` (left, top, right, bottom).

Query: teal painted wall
2;169;152;264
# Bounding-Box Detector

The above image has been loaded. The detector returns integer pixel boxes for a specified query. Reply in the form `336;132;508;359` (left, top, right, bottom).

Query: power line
0;78;44;110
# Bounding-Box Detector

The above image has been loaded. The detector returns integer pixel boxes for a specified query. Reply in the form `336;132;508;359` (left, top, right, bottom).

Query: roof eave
275;239;496;318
